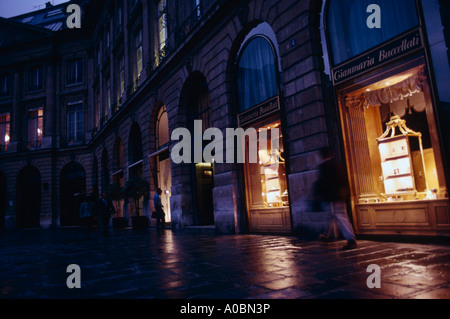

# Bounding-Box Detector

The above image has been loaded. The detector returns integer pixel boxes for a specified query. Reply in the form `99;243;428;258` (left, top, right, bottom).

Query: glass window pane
157;109;169;147
245;121;288;209
237;37;278;113
328;0;419;65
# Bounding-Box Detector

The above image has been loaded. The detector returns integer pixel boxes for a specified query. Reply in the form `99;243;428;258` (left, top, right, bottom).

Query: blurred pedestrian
153;188;165;229
313;147;357;250
98;192;114;237
79;194;96;238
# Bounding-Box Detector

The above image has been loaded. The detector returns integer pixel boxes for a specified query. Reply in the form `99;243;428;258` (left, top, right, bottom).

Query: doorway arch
179;71;215;226
16;166;41;228
60;163;86;226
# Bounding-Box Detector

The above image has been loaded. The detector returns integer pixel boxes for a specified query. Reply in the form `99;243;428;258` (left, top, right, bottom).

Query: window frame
28;65;44;92
27;107;44;149
0;112;10;151
66;57;84;86
236;34;280;114
0;73;12;98
66;101;84;145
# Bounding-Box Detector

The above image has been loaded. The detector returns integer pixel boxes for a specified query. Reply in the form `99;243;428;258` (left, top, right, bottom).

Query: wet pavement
1;227;450;300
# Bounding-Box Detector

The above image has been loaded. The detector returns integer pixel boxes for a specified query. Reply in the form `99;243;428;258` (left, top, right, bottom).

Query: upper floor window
327;0;419;66
105;27;111;54
237;36;278;113
28;66;44;91
130;0;138;10
135;30;143;78
67;58;84;85
191;0;201;18
158;0;168;52
105;76;111;117
0;74;11;97
96;41;101;67
118;5;124;31
28;107;43;148
0;112;10;151
67;101;83;145
119;55;125;95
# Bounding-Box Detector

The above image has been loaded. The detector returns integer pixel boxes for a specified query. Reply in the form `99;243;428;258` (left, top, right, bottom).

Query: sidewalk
1;227;450;299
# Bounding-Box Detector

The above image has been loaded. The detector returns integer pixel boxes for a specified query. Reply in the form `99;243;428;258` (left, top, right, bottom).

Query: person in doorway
79;194;96;239
98;192;114;237
154;188;165;230
313;147;357;250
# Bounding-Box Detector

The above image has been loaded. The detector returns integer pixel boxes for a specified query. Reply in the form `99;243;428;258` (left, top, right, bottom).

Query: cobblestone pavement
1;227;450;299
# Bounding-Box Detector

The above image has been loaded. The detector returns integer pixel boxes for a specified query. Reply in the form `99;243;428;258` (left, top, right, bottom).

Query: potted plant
106;183;126;229
123;176;150;229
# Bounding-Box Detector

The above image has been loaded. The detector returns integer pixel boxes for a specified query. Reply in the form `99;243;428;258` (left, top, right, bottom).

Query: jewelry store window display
336;55;450;235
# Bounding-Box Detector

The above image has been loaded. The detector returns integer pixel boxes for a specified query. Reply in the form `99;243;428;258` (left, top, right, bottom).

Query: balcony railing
175;4;203;47
126;75;141;99
147;45;172;77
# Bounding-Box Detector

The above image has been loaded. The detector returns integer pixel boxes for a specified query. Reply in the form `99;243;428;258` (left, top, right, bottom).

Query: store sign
238;96;280;126
332;29;423;85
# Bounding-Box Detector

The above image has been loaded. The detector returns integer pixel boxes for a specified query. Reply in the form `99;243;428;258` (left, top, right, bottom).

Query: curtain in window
328;0;419;66
237;36;278;113
67;59;83;84
67;103;83;143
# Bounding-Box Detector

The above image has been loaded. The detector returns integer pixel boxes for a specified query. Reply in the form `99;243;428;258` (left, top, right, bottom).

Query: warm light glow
37;128;42;136
4;134;9;143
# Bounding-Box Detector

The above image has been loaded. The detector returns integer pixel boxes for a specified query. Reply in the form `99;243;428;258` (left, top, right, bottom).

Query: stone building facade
1;0;449;237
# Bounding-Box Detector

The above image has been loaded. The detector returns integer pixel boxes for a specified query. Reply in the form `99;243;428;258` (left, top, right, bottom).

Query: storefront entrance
16;166;41;228
244;119;291;233
337;56;450;235
235;27;292;233
60;163;86;227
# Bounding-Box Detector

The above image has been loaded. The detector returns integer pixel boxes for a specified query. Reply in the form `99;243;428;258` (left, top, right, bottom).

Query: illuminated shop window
339;56;445;202
245;121;288;209
155;107;171;223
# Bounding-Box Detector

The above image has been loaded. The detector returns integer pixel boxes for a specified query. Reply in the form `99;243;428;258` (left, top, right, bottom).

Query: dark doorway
60;163;86;226
187;72;215;226
194;162;214;225
0;172;6;230
16;166;41;228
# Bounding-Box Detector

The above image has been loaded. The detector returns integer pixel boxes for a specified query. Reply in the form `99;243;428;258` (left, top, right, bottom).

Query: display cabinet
377;115;427;197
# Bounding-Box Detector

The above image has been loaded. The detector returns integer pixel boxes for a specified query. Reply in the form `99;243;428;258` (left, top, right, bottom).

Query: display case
378;135;415;195
377;115;426;197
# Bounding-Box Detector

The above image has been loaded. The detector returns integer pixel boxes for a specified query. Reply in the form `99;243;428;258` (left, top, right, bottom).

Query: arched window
155;106;172;223
326;0;419;66
235;28;291;234
237;36;278;113
157;107;169;149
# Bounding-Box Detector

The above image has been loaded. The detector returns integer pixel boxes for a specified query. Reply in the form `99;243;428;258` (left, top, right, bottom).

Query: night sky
0;0;69;18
